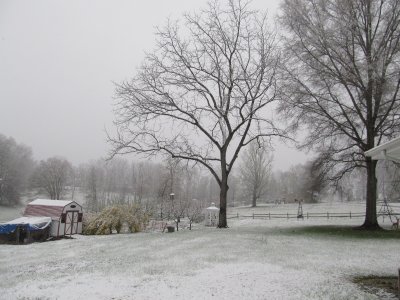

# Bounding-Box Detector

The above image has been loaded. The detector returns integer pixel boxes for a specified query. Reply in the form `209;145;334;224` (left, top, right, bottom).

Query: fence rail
226;212;400;220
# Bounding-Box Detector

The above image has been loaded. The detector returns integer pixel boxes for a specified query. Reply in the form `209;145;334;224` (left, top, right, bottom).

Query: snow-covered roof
365;136;400;162
6;216;52;225
28;199;73;207
206;203;219;211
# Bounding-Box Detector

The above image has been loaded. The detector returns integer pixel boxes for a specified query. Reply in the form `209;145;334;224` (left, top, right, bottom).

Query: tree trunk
361;157;380;229
252;190;257;207
175;220;179;231
218;167;229;228
218;181;228;228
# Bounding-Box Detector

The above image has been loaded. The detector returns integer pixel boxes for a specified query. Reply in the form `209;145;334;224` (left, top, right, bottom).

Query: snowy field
230;201;400;216
1;203;400;300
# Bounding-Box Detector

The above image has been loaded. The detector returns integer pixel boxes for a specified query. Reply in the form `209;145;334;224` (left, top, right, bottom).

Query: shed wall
24;205;64;219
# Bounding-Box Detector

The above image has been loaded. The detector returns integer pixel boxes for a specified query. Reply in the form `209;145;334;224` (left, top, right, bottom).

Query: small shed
205;203;219;226
24;199;83;237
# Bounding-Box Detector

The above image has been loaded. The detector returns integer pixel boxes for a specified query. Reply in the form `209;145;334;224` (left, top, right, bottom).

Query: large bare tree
279;0;400;229
109;0;282;227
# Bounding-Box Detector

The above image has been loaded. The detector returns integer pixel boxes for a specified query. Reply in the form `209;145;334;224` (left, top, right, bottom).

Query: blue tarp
0;217;52;235
0;223;28;234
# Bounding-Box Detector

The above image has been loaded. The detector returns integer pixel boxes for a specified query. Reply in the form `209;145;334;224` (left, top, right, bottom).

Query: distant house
24;199;83;237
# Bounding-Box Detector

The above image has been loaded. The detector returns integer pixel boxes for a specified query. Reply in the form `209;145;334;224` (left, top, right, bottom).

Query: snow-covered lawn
1;203;399;299
229;201;393;215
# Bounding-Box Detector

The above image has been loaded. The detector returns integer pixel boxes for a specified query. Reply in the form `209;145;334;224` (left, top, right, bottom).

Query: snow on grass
229;201;369;215
0;205;25;223
0;202;399;299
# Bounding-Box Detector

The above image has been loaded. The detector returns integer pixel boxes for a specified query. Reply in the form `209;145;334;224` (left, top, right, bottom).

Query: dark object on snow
167;225;175;233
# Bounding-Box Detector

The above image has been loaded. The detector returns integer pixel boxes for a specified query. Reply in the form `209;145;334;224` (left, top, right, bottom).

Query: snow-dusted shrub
123;204;150;233
83;208;116;235
83;204;150;235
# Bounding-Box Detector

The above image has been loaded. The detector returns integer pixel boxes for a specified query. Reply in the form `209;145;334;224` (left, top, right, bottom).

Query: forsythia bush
83;204;150;235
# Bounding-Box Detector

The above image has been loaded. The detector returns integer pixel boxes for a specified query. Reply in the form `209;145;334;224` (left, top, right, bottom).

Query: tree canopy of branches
279;0;400;229
33;157;72;200
109;0;282;227
0;134;34;205
239;141;273;207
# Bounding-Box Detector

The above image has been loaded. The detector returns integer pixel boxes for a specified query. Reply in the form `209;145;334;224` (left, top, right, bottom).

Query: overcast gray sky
0;0;310;170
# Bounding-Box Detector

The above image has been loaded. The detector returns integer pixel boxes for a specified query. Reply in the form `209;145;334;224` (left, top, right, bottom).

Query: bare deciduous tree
85;162;104;212
109;0;282;227
33;157;72;200
186;198;205;230
157;158;191;231
279;0;400;229
170;195;187;232
239;141;273;207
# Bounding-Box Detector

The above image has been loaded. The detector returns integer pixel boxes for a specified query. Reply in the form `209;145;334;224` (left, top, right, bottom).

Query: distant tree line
2;133;347;231
2;131;399;215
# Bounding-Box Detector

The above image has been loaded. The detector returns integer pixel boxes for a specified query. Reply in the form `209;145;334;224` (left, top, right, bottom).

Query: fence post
327;212;329;219
307;212;309;219
237;212;239;219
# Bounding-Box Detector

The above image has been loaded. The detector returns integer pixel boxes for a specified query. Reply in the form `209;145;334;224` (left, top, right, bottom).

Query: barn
24;199;83;237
